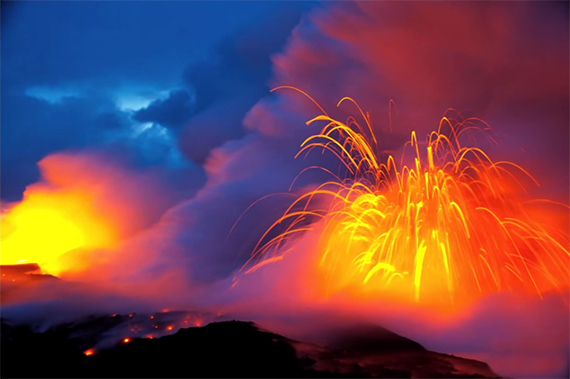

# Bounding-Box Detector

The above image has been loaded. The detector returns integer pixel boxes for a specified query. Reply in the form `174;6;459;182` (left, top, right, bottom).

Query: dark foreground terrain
2;316;500;378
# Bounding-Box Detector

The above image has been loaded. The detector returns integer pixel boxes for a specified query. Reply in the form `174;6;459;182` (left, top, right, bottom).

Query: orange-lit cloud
1;151;181;278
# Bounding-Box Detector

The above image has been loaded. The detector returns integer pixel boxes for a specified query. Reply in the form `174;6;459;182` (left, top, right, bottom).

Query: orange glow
123;337;131;343
246;88;570;309
0;188;117;276
166;325;174;331
84;349;95;356
0;151;175;280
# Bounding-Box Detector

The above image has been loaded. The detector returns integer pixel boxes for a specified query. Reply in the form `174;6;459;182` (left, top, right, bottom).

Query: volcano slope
2;317;500;378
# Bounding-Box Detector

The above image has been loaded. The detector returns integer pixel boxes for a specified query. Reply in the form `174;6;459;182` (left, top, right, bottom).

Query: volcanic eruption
2;1;569;378
245;87;570;310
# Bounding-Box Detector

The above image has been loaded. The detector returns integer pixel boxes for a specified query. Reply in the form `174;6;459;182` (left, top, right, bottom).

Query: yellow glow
2;208;85;264
1;189;117;276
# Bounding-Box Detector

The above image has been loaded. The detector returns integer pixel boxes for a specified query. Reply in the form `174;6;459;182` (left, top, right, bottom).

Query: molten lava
1;187;118;276
246;88;570;309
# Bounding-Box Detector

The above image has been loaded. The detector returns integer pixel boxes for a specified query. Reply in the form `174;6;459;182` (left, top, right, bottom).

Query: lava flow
245;88;570;309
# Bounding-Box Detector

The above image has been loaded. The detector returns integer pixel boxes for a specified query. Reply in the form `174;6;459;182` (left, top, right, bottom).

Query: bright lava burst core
245;87;570;308
0;189;117;276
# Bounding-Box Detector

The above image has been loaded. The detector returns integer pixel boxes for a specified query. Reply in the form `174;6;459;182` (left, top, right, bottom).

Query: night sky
1;2;569;378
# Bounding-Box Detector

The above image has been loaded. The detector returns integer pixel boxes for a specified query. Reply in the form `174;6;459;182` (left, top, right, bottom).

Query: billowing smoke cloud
1;151;191;301
134;3;310;165
269;1;569;198
39;151;182;234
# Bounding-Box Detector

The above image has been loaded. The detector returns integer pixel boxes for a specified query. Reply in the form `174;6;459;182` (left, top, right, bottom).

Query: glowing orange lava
246;88;570;308
0;187;118;276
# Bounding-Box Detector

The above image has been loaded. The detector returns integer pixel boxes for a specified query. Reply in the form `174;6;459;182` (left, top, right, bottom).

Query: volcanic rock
1;318;502;378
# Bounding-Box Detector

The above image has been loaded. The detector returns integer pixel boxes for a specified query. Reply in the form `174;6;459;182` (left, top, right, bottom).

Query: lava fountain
244;87;570;310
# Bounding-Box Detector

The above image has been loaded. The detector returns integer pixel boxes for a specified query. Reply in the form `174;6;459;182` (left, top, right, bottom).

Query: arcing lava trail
246;88;570;309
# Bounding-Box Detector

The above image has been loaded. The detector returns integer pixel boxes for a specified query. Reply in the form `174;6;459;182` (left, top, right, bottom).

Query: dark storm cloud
181;10;302;113
1;1;314;201
133;3;311;163
133;90;194;130
178;96;252;164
